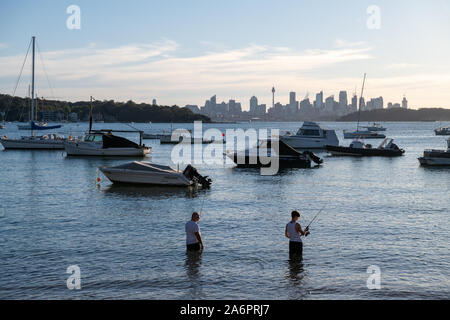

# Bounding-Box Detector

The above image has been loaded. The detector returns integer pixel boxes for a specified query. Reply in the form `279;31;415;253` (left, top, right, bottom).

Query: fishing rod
304;204;326;236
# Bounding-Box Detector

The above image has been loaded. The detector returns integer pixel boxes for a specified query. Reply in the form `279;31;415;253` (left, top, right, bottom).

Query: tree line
0;94;211;123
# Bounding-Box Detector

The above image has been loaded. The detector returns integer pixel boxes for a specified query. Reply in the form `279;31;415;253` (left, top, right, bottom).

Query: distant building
351;95;358;113
250;96;258;115
152;99;157;105
402;96;408;109
315;91;324;109
339;91;348;108
325;96;335;112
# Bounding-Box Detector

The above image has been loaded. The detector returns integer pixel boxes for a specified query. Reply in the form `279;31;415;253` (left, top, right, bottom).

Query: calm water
0;121;449;300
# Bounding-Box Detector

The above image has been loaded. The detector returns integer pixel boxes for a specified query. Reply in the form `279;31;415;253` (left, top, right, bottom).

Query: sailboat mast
89;96;93;133
357;73;366;132
31;36;36;136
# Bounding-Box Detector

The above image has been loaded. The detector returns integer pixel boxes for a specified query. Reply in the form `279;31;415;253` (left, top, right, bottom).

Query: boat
159;134;218;144
17;122;61;131
1;133;65;150
361;123;387;132
343;130;386;139
280;121;339;149
64;97;151;157
434;127;450;136
0;37;66;150
64;129;151;157
99;162;212;187
326;138;405;157
343;74;386;140
418;138;450;166
226;139;323;168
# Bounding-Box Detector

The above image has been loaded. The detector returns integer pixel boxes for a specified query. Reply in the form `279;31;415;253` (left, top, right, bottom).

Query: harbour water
0;121;449;299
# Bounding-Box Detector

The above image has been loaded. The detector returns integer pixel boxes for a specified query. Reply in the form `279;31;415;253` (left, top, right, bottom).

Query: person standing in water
285;210;309;258
185;212;204;252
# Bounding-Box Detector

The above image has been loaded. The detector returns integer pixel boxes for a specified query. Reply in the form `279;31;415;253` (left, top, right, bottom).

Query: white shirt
286;221;302;243
185;220;200;245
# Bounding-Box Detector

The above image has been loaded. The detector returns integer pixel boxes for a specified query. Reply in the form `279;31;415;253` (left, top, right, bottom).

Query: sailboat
343;75;385;140
0;36;65;150
326;74;404;156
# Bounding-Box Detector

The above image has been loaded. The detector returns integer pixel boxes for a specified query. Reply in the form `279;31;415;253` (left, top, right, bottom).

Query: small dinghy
418;138;450;166
326;138;405;157
226;139;323;168
99;162;212;187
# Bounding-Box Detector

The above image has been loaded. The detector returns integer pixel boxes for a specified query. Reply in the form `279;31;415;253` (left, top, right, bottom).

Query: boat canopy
263;139;302;156
102;134;140;149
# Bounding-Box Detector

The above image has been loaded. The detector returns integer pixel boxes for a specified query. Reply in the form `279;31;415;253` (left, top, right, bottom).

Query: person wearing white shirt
185;212;204;252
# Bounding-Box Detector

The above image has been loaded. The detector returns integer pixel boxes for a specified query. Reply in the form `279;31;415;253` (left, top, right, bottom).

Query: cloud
0;43;8;49
2;39;449;109
0;39;373;103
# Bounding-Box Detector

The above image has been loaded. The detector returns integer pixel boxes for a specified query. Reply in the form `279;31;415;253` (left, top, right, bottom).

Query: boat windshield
85;134;103;142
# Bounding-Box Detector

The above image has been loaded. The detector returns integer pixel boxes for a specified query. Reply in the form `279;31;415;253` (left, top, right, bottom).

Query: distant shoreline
336;108;450;122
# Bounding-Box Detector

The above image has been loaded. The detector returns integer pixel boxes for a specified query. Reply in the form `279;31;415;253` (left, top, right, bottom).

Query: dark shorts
289;241;303;257
186;243;201;252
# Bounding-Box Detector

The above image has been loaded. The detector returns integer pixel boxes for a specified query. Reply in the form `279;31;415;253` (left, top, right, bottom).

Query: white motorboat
361;123;387;132
99;162;212;187
64;130;151;157
280;122;339;149
418;138;450;166
343;129;386;139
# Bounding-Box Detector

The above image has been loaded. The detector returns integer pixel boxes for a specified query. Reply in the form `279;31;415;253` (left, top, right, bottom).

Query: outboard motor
183;165;212;188
303;151;323;165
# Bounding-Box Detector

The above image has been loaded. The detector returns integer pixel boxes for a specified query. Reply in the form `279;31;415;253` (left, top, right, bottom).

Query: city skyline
1;1;450;109
185;88;408;121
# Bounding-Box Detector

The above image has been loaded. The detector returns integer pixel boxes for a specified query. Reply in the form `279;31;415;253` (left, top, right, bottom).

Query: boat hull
100;168;193;186
227;153;311;168
326;145;404;157
0;138;65;149
280;135;338;149
64;141;150;157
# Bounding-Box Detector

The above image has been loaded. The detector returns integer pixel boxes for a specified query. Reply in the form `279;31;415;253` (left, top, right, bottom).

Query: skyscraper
315;91;324;109
272;86;275;109
402;96;408;109
250;96;258;115
339;91;348;108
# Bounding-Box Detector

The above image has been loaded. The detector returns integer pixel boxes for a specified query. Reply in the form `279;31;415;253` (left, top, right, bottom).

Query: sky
1;0;450;110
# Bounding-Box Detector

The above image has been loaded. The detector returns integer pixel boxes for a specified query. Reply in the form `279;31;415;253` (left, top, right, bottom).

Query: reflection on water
184;250;203;299
102;184;203;199
287;257;304;285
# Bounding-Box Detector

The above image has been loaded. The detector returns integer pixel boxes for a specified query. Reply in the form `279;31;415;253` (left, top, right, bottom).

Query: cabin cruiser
64;130;151;157
418;138;450;166
326;138;405;157
1;133;65;150
361;123;387;132
226;139;323;168
434;126;450;136
99;162;212;187
280;122;339;149
343;129;386;139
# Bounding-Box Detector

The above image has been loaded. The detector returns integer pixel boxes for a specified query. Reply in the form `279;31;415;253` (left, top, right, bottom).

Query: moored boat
361;123;387;132
226;139;323;168
100;162;212;187
64;130;151;157
343;130;386;139
280;121;339;149
418;138;450;166
434;127;450;136
326;138;405;157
